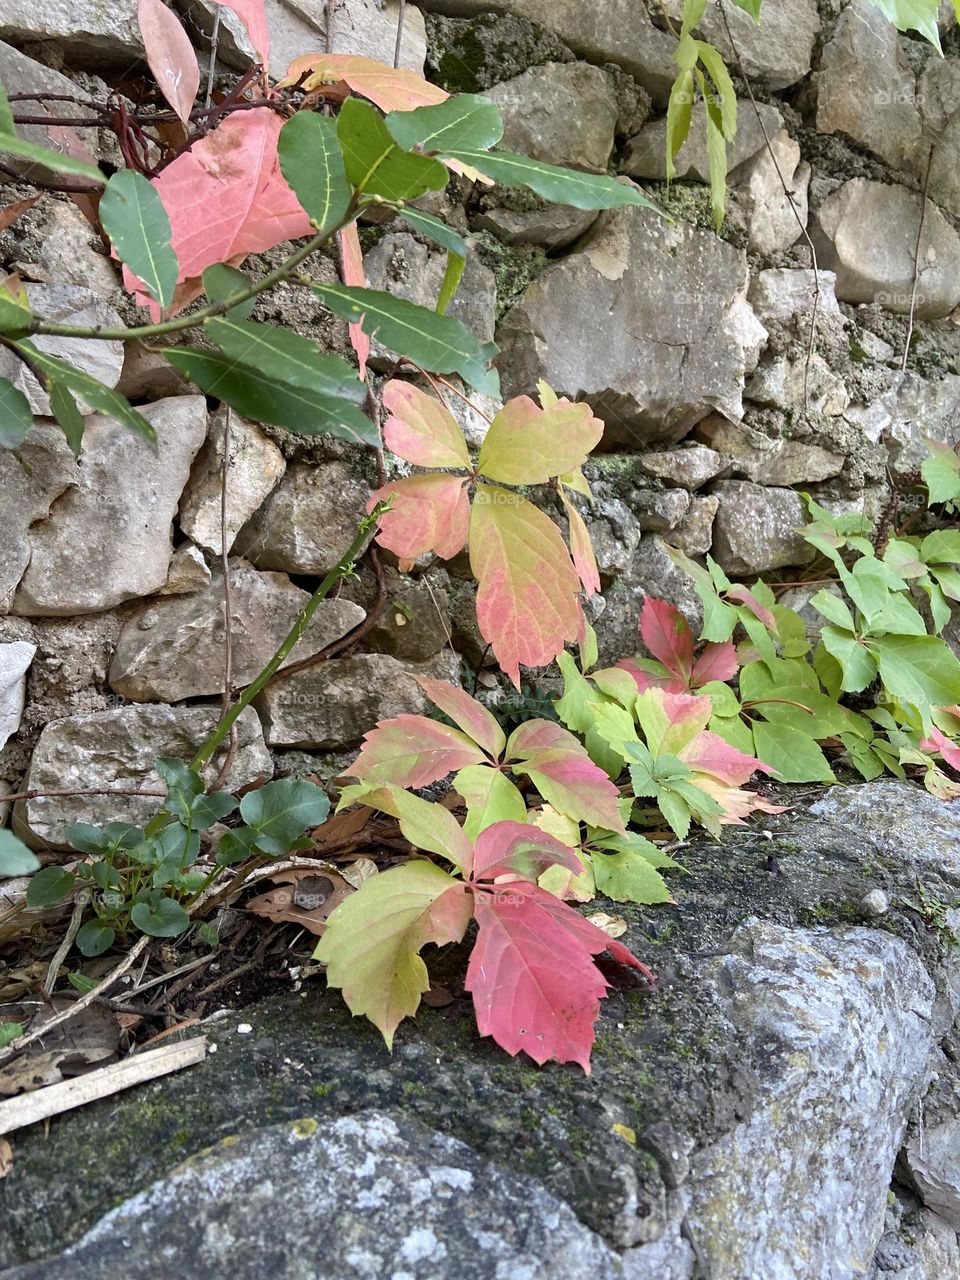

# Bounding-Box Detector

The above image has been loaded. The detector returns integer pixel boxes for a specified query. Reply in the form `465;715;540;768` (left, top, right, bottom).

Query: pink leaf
691;775;785;824
124;112;311;312
506;719;583;758
221;0;270;65
370;474;470;561
472;821;584;881
679;729;772;786
338;223;370;381
516;747;626;833
615;657;683;694
640;597;694;682
725;586;776;629
138;0;199;125
690;640;739;687
281;53;448;112
561;493;600;598
414;676;506;760
920;725;960;773
346;715;487;789
466;882;650;1070
383;381;471;470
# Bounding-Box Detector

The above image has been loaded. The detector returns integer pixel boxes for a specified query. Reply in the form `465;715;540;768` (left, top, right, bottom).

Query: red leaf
725;586;776;629
138;0;199;125
346;714;487;788
640;597;694;682
338;223;370;381
383;381;471;470
615;657;683;694
125;112;311;312
690;640;738;686
281;54;448;112
679;730;773;786
414;676;506;759
561;493;600;598
472;821;584;881
370;474;470;561
466;882;650;1071
920;725;960;772
518;747;626;833
222;0;270;65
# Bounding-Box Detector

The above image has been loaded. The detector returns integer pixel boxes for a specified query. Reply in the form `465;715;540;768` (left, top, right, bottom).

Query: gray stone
158;544;211;596
15;706;271;848
116;343;193;401
669;493;719;557
184;0;428;80
497;201;767;448
696;416;845;485
585;498;643;579
745;352;849;417
472;201;598;250
737;130;810;257
634;488;691;532
0;42;102;184
903;1124;960;1230
747;268;841;327
256;651;461;747
0;0;142;66
234;460;371;576
360;570;453;662
622;102;782;182
811;179;960;319
0;286;124;417
11;397;208;616
860;888;890;918
363;234;496;362
637;445;725;490
108;563;365;702
0;437;76;615
664;0;819;90
488;61;618;172
7;1113;623;1280
178;408;286;556
11;200;119;298
424;9;575;94
0;642;35;751
711;480;816;574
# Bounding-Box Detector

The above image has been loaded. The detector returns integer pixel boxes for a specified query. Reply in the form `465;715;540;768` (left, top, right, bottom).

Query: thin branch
212;408;239;792
1;786;167;803
394;0;408;69
205;4;222;110
902;143;935;374
43;897;85;995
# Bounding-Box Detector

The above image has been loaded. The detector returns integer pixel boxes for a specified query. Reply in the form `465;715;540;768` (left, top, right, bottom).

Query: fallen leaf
0;998;119;1096
585;912;628;939
421;983;454;1008
246;868;353;935
0;197;37;233
338;857;378;889
610;1122;636;1145
0;1138;13;1178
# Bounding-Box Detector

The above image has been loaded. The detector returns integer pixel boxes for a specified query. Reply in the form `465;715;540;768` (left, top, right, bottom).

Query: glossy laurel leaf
441;148;663;213
100;169;179;309
386;93;503;153
337;98;448;202
277;110;351;234
12;342;156;445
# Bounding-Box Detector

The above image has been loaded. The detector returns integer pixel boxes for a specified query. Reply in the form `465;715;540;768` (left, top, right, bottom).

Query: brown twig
902;143;935;374
212;408;239;793
1;786;166;804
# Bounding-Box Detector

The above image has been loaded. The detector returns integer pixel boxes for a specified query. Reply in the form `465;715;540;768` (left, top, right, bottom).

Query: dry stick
205;4;222;110
212;408;239;793
715;0;821;411
0;786;166;804
902;143;936;374
325;0;336;53
394;0;407;69
43;898;85;996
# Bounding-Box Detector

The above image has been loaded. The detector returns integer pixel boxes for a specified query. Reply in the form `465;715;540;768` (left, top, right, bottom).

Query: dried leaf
0;1137;13;1178
281;54;448;112
0;196;37;233
246;868;352;936
584;912;628;938
338;222;369;380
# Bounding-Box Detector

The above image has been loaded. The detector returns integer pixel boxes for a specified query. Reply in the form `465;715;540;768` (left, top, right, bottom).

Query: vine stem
189;503;390;773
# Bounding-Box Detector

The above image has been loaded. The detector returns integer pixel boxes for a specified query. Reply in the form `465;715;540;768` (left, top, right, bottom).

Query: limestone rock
183;0;427;80
11;398;208;616
622;102;782;181
0;42;101;184
158;545;211;596
7;1113;623;1280
0;286;124;417
362;234;496;363
10;200;119;299
737;130;810;257
234;460;371;576
178;409;286;556
633;488;690;532
359;569;453;662
15;706;271;848
711;480;816;574
0;432;76;615
488;62;618;173
496;202;767;448
0;1;142;66
108;564;365;702
425;10;575;94
116;344;192;401
255;651;461;747
663;0;819;90
584;498;643;579
745;352;849;418
669;493;719;557
637;445;725;490
811;179;960;319
747;268;841;326
0;642;35;751
845;373;960;484
471;202;598;250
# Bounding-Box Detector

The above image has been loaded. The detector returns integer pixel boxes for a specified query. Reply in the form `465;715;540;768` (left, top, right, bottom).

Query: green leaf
131;896;190;937
0;1022;23;1050
278;110;352;233
821;625;878;692
26;865;75;908
164;348;379;446
64;823;112;855
76;920;115;957
921;529;960;566
396;206;467;259
47;380;85;456
205;318;367;403
751;721;835;784
696;42;737;139
337;98;448;201
156;756;204;821
0;375;32;448
810;589;855;631
454;764;527;839
865;0;942;50
700;71;728;230
239;777;331;856
922;440;960;506
198;921;220;946
202;264;255;321
665;69;695;180
0;829;40;876
730;0;763;18
189;791;238;828
0;286;32;336
386;93;504;152
0;130;105;183
0;80;14;136
215;825;260;866
442;148;665;214
868;634;960;728
312;282;500;395
67;972;99;994
99;169;178;309
12;341;156;445
590;832;677;904
436;251;466;315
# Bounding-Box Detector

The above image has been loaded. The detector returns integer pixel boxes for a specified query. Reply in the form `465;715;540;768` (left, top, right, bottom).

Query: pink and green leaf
370;473;470;561
346;714;487;789
477;397;604;486
415;675;506;759
454;764;527;839
471;820;585;881
561;492;600;598
382;380;471;470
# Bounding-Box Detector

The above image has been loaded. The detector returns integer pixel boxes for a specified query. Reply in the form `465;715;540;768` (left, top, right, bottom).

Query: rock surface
0;0;142;64
0;642;35;751
488;61;618;172
14;705;271;848
108;565;365;702
711;480;816;574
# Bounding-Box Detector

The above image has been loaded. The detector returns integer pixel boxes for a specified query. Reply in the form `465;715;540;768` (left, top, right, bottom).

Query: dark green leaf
67;972;99;995
65;822;111;855
131;896;190;937
154;821;200;868
164;348;380;446
395;206;467;258
0;375;32;449
103;822;145;849
442;148;664;213
48;380;85;456
12;342;156;445
214;825;260;866
99;169;178;309
239;777;330;856
76;920;115;957
278;111;352;233
26;865;75;908
0;131;104;183
157;756;204;821
202;264;255;320
312;282;500;395
205;318;366;402
190;791;238;828
0;828;39;876
386;94;503;153
337;98;448;201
